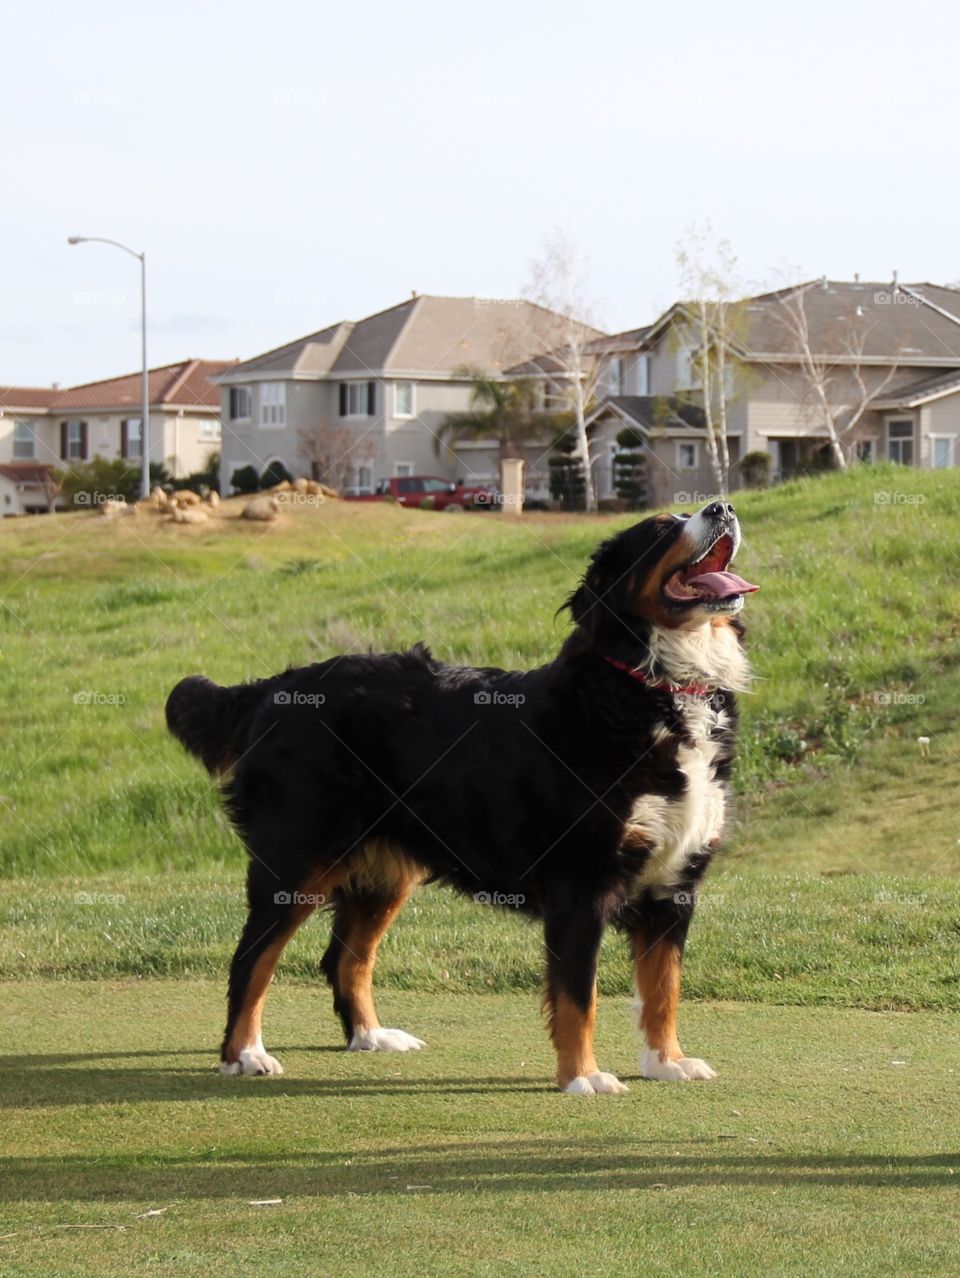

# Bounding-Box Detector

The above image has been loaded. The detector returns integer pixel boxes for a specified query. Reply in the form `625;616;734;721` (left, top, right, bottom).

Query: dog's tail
165;675;260;776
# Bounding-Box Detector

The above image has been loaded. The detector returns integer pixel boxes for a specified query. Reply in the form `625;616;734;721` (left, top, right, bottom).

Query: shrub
613;427;647;509
59;457;143;509
260;460;293;490
230;465;260;495
740;451;772;489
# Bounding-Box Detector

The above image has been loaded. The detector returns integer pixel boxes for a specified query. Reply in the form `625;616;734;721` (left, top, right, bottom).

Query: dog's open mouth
663;533;759;606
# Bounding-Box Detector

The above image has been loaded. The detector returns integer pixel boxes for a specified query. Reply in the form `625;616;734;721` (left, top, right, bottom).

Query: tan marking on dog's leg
549;988;600;1090
634;934;683;1063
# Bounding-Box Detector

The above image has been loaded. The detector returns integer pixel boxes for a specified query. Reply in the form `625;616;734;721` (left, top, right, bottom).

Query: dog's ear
562;536;628;639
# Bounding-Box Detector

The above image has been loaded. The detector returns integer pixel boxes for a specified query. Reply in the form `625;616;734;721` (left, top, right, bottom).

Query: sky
3;0;959;388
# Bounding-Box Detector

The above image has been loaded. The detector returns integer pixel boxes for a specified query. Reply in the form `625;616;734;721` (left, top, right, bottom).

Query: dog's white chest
628;702;727;897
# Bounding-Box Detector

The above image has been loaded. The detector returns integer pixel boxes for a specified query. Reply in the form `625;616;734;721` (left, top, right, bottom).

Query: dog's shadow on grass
0;1045;554;1109
0;1140;957;1200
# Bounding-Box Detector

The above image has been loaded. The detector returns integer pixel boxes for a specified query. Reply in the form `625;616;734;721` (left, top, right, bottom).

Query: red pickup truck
345;475;498;511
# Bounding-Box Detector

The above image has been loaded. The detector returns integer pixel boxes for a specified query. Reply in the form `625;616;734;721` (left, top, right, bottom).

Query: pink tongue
685;570;759;599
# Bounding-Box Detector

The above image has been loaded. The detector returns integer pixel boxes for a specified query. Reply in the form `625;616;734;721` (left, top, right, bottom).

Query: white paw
348;1027;426;1052
639;1048;716;1081
220;1046;284;1076
563;1070;629;1095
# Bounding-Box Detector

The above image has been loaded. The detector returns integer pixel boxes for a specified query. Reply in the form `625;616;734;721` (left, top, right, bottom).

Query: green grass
2;982;960;1277
3;468;960;1274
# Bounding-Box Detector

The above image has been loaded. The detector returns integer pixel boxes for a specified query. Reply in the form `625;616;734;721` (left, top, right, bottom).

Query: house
215;295;602;496
0;359;234;514
581;280;960;505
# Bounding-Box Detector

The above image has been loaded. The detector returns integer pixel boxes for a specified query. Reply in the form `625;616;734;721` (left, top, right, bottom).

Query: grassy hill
1;466;959;1004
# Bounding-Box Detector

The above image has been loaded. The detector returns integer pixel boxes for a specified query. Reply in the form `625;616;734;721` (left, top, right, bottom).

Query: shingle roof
722;281;960;363
873;366;960;407
589;395;706;433
225;296;601;379
0;359;235;413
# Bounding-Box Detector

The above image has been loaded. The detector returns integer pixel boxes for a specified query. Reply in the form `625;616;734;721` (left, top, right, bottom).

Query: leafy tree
435;370;560;470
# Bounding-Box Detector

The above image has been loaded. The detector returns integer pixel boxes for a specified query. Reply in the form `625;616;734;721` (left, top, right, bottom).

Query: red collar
604;656;713;698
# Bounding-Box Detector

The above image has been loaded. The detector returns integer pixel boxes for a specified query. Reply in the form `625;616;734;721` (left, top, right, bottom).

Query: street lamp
67;236;150;499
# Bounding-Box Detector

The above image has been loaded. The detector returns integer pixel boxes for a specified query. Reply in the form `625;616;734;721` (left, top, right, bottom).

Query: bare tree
773;282;901;469
297;420;376;493
675;223;744;494
523;229;606;512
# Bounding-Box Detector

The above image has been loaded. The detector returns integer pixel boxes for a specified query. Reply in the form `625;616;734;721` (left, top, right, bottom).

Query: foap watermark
674;490;723;505
276;491;326;508
873;291;921;307
75;491;126;506
74;690;126;707
873;690;925;706
473;891;525;908
74;289;127;308
274;690;326;707
474;690;526;707
874;890;928;907
874;490;925;506
273;890;326;906
274;289;324;308
674;890;726;908
74;891;125;905
473;490;520;509
74;90;125;108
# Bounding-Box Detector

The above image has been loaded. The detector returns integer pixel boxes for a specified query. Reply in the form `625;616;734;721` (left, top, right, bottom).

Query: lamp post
68;236;150;499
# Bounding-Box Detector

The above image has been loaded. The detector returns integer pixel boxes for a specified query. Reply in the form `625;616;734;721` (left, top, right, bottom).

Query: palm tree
434;369;560;470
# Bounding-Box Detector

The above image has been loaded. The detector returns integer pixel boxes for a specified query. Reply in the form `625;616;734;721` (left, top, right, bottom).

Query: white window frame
229;386;252;422
930;435;954;469
394;461;415;477
260;382;286;428
200;416;222;440
631;354;650;397
606;357;623;396
393;382;415;419
12;419;36;459
124;417;144;460
356;463;374;494
887;417;915;465
678;441;699;470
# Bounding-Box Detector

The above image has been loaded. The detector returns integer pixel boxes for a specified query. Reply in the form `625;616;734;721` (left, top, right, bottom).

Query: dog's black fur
167;503;749;1089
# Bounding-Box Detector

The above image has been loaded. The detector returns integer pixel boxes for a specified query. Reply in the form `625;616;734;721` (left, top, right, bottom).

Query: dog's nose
705;501;736;521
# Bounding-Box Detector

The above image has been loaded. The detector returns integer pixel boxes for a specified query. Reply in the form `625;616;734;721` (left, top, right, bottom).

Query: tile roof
0;359;235;413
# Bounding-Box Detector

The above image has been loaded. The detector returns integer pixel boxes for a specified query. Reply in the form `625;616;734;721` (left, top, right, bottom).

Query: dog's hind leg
543;899;628;1095
220;864;323;1076
630;894;716;1082
321;866;424;1052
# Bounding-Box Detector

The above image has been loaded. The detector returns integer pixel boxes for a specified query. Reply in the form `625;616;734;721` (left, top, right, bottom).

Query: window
679;442;698;469
676;346;699;389
356;464;373;493
200;417;222;439
12;420;35;459
260;383;286;427
229;386;252;420
394;461;414;477
422;478;451;494
340;381;376;417
932;437;954;469
888;419;914;465
62;420;85;461
122;418;143;459
606;357;623;396
394;382;415;417
631;354;650;396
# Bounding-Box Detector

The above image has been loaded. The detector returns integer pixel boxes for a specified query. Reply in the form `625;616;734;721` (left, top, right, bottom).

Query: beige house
583;280;960;506
215;295;596;496
0;359;233;514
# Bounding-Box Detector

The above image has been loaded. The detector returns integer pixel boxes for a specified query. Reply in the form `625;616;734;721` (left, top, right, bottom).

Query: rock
241;496;280;522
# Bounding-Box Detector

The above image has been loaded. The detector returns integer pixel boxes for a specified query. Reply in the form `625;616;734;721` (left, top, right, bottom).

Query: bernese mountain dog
166;500;757;1094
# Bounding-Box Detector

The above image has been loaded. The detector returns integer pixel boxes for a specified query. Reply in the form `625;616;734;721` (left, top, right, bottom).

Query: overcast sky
4;0;958;388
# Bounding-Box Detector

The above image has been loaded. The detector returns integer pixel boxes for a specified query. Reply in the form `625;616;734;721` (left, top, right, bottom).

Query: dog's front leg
543;900;628;1095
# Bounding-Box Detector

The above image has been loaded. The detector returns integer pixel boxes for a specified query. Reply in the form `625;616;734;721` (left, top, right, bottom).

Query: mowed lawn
2;467;960;1274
